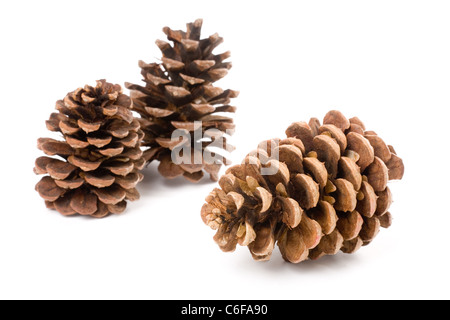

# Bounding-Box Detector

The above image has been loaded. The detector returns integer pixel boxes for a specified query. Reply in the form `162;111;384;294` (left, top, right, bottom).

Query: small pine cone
126;19;238;183
201;110;404;263
34;80;145;218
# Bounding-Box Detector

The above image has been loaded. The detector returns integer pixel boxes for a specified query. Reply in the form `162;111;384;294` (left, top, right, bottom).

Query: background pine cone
126;19;238;183
34;80;145;218
201;110;404;263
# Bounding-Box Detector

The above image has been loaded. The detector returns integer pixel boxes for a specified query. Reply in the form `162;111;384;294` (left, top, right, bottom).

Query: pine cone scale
70;189;98;216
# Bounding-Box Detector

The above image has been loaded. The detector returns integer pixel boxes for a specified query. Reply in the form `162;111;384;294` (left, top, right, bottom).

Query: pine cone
126;19;238;182
201;110;404;263
34;80;145;218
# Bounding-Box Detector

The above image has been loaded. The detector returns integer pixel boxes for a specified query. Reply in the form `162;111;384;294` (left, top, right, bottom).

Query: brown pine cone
126;19;238;183
201;110;404;263
34;80;145;218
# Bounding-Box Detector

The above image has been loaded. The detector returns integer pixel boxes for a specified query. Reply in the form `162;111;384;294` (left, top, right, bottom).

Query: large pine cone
126;19;238;183
201;111;404;263
34;80;145;218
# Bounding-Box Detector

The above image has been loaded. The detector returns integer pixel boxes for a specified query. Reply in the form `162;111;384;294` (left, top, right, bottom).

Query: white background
0;0;449;300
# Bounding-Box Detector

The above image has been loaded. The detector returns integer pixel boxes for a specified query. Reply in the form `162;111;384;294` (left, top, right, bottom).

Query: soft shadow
236;249;361;274
286;253;361;273
137;163;166;193
45;208;107;221
138;162;217;193
162;175;216;188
